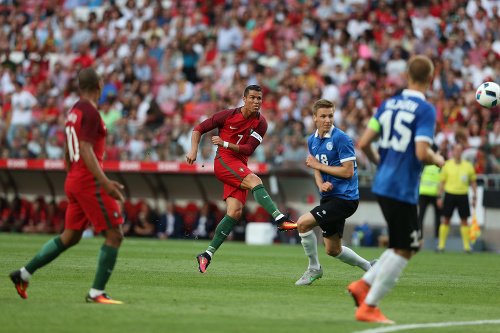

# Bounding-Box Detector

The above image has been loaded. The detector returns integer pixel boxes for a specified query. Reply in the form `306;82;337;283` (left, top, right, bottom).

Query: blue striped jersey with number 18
307;126;359;200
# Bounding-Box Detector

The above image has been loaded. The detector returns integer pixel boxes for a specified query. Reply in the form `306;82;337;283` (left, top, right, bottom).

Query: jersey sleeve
337;134;356;164
193;109;233;134
307;135;314;154
415;104;436;144
238;116;268;156
80;108;101;143
368;101;386;133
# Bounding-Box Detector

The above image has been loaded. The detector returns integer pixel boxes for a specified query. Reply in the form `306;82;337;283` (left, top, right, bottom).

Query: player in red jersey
186;85;297;273
10;68;125;304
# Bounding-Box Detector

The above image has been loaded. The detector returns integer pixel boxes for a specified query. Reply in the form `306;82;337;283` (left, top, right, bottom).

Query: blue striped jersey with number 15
368;89;436;205
308;126;359;200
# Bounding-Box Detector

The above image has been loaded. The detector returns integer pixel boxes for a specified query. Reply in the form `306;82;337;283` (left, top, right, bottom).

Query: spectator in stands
174;72;195;104
488;121;500;146
193;202;217;240
133;54;152;82
133;201;158;237
45;135;63;159
281;135;308;166
192;77;218;104
8;81;38;145
99;98;122;134
216;17;243;63
158;202;184;239
181;38;200;84
22;197;47;234
27;127;44;158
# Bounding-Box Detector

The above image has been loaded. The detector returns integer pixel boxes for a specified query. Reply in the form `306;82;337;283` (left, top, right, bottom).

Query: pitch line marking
352;319;500;333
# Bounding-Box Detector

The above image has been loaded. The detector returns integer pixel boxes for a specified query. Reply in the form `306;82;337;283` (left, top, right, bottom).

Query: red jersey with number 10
194;107;268;164
65;99;107;179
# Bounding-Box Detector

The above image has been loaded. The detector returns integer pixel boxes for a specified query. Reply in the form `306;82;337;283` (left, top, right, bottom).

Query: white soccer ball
476;82;500;108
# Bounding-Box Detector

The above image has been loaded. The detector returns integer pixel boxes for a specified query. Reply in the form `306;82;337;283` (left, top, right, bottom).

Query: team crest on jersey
239;167;245;173
113;211;119;218
326;142;333;150
246;126;255;139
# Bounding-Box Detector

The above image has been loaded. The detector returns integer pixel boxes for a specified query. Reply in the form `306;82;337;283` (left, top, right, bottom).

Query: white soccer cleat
295;267;323;285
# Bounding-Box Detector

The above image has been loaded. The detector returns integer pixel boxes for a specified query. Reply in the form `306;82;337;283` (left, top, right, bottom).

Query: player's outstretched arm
80;140;125;202
186;130;202;164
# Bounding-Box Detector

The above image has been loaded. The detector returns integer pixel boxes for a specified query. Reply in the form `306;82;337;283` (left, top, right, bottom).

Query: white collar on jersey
314;125;335;138
402;89;426;100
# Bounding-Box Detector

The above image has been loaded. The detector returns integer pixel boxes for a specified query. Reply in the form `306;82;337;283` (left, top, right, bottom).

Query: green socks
92;244;118;290
207;215;238;253
252;184;281;219
25;236;66;274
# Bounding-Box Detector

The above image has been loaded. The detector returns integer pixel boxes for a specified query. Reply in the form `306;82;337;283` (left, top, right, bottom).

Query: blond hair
407;55;434;85
312;99;335;116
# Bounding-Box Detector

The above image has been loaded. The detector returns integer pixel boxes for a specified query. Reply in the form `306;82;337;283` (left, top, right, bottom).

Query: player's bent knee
105;227;124;247
325;247;342;257
297;219;311;233
246;174;262;187
227;211;242;220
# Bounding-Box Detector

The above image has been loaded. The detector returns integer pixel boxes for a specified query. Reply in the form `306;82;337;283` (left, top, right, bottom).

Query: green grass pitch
1;233;499;333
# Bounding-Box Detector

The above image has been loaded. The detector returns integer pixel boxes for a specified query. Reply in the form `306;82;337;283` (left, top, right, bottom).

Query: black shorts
310;196;358;238
442;193;470;219
377;195;421;251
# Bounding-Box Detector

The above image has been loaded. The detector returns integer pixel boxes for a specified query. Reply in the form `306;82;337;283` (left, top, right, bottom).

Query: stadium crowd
1;0;500;236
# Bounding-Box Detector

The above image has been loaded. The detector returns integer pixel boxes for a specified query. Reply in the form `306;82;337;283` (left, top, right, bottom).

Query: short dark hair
77;67;102;93
244;85;262;97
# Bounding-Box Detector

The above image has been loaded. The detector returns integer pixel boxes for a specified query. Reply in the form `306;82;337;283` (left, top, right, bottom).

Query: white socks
364;249;408;306
299;230;321;270
89;288;105;298
206;250;213;258
20;267;32;282
334;246;372;271
362;249;392;285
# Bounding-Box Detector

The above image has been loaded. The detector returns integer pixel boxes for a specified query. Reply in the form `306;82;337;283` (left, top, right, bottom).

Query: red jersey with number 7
65;99;107;180
194;107;268;164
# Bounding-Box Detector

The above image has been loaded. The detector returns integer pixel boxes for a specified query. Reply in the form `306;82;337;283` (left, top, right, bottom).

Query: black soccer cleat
10;270;28;299
196;252;211;273
276;213;297;232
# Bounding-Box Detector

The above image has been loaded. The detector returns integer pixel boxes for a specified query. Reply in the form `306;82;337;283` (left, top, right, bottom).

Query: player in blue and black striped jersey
294;99;376;286
347;55;445;324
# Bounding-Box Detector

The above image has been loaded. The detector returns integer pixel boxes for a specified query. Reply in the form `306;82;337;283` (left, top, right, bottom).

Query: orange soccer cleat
355;302;395;324
86;293;124;305
276;214;298;231
347;279;370;307
10;270;29;299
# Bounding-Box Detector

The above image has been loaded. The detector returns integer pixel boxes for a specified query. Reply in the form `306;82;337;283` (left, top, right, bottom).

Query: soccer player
186;85;297;273
10;67;126;304
295;99;376;286
347;55;445;323
436;143;477;253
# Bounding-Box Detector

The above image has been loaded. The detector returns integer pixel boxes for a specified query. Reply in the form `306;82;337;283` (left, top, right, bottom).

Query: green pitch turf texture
1;233;499;333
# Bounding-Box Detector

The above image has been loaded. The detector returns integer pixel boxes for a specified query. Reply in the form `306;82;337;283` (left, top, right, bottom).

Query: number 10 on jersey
65;126;80;162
